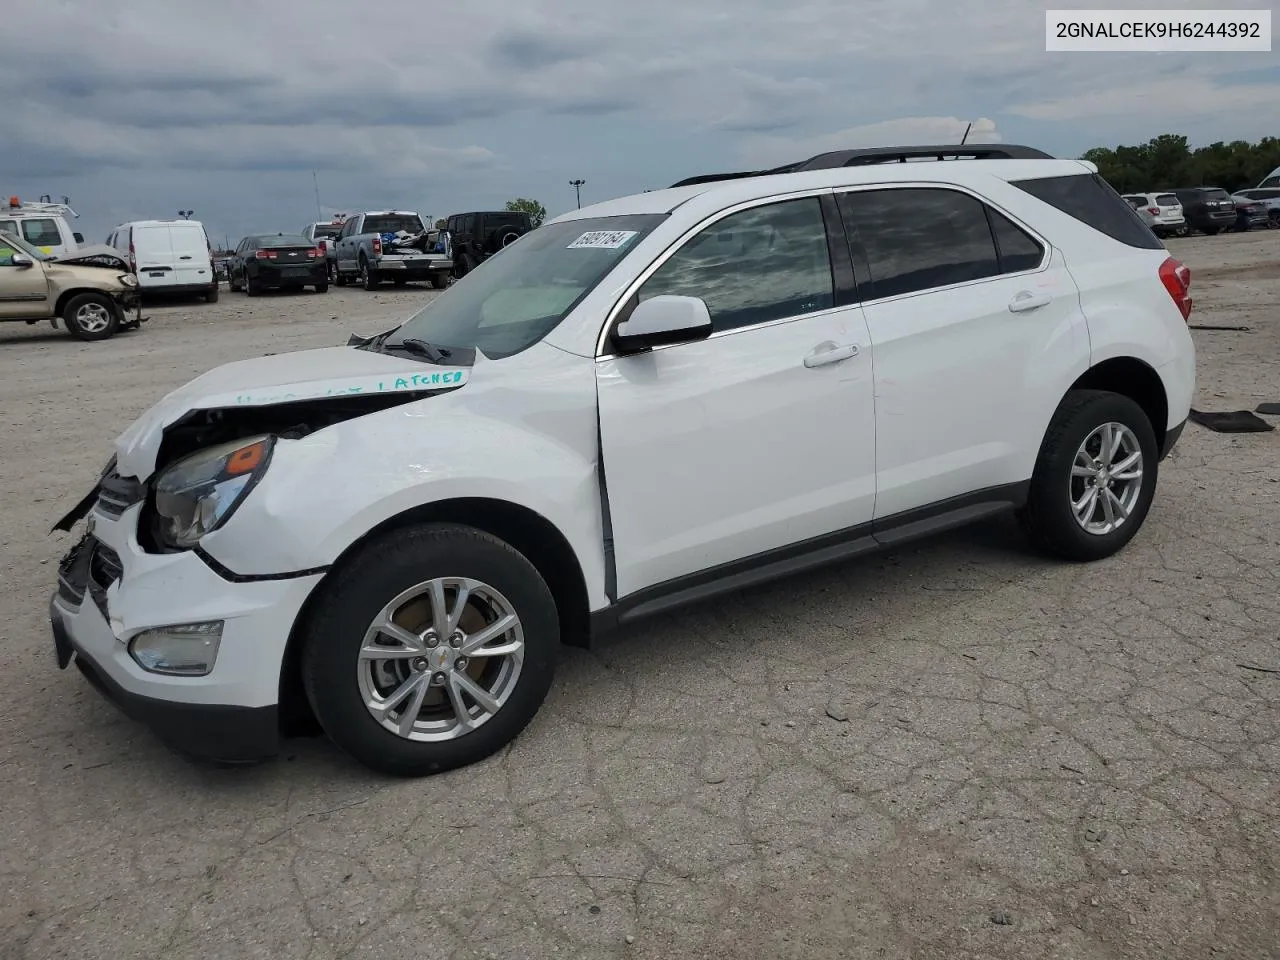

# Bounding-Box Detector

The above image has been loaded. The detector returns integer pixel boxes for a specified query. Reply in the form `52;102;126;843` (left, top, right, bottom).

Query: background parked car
1121;192;1186;237
107;219;219;302
445;210;534;277
1170;187;1237;235
1229;195;1271;231
226;233;328;296
1233;187;1280;225
302;220;345;279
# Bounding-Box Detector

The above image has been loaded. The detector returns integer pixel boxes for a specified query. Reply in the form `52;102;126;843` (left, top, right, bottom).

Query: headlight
118;273;139;288
152;435;273;549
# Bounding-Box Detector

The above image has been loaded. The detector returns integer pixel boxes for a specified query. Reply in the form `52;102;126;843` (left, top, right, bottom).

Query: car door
168;222;212;288
337;216;362;271
596;193;878;598
835;185;1086;521
0;236;51;317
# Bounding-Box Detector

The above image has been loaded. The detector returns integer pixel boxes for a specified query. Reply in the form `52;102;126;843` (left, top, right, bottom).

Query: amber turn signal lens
226;440;267;476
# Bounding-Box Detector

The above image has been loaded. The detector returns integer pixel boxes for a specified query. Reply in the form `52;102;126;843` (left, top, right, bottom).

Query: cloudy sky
6;0;1277;247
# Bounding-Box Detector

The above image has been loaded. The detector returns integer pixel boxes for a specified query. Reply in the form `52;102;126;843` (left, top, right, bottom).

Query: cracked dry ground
2;232;1278;960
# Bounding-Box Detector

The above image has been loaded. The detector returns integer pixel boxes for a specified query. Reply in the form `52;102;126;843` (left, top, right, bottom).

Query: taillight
307;248;321;258
1159;256;1192;321
371;236;382;256
255;250;278;260
1147;207;1160;215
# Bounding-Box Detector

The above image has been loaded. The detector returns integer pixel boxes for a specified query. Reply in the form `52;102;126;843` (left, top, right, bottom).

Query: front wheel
1018;390;1158;562
62;293;121;341
301;524;559;776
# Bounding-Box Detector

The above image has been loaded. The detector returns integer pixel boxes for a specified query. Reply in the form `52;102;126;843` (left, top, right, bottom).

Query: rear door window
1011;173;1162;249
838;187;1002;300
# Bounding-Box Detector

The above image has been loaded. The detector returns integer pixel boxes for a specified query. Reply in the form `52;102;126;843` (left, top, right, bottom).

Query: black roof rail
669;143;1055;188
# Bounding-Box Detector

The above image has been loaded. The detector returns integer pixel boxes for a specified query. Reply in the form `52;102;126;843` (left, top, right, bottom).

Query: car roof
548;155;1096;225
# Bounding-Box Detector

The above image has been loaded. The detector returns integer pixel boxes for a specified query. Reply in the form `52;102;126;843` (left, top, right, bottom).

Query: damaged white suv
49;144;1196;776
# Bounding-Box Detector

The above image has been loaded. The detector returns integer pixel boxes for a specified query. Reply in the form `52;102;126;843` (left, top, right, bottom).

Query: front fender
198;348;608;606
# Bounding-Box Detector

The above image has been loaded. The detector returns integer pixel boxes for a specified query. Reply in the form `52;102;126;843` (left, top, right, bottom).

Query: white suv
48;144;1196;776
1122;192;1186;237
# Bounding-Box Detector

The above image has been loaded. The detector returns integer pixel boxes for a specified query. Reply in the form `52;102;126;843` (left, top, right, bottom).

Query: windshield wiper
390;338;454;363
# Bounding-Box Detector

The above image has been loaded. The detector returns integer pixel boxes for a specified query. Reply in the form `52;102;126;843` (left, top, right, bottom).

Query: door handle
803;341;860;368
1008;290;1052;313
179;255;192;260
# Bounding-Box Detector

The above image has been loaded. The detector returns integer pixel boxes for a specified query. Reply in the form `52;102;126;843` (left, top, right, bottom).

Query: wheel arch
1066;356;1169;452
277;496;592;736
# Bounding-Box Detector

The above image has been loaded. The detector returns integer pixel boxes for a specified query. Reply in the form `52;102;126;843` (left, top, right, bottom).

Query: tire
431;272;448;290
360;259;379;291
301;523;559;777
228;269;242;292
315;282;329;294
205;284;220;303
334;264;348;286
244;271;259;296
62;293;121;341
1017;389;1159;562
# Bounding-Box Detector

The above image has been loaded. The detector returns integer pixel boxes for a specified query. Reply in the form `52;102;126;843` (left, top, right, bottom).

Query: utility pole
312;171;323;222
569;179;586;209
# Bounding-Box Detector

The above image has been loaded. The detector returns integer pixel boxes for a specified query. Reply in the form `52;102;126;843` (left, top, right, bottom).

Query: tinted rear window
363;214;423;234
1011;173;1162;249
1202;189;1232;201
1155;194;1178;206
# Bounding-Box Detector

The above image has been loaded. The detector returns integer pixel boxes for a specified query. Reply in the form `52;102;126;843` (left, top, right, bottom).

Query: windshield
258;234;311;247
364;214;424;235
1155;194;1178;206
382;213;665;360
1203;189;1231;201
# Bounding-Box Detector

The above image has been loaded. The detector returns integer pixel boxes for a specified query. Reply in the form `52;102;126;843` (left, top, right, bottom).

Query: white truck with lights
48;144;1195;777
0;196;84;257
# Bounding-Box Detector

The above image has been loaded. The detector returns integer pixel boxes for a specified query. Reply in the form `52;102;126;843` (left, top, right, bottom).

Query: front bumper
50;597;277;763
49;497;324;763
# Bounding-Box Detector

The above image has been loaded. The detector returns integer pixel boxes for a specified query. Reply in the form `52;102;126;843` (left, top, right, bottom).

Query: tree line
1081;135;1280;194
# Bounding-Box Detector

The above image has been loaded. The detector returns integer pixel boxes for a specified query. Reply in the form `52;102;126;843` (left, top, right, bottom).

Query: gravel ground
2;233;1278;960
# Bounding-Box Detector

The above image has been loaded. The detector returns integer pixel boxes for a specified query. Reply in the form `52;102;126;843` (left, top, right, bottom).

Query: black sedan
227;234;329;295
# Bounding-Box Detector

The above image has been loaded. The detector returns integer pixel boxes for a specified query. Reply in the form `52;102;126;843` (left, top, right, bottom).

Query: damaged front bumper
48;486;322;764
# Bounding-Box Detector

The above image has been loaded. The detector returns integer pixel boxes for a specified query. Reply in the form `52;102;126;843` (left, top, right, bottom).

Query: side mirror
73;232;84;244
11;253;33;268
612;295;712;354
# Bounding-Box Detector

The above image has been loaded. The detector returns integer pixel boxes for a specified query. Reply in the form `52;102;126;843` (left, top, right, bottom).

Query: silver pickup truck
331;211;452;290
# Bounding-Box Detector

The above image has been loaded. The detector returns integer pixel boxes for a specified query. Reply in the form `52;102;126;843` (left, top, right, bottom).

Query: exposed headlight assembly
153;435;273;549
118;273;139;288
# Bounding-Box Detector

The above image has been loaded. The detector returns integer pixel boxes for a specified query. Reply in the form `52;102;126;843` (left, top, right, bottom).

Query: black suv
445;211;534;277
1170;187;1237;236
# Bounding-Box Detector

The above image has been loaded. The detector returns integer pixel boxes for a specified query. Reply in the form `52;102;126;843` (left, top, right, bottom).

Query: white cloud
739;117;1003;167
1009;75;1280;122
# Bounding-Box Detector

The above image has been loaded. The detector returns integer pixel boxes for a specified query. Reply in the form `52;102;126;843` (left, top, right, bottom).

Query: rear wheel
205;284;219;303
431;272;449;289
244;271;260;296
1018;390;1158;562
62;293;121;341
301;524;559;776
360;259;379;291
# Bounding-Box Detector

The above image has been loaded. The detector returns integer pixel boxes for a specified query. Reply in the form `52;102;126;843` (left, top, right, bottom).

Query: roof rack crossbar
668;143;1055;188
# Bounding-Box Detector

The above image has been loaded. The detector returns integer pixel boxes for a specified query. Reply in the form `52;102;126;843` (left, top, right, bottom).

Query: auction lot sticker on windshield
568;230;638;249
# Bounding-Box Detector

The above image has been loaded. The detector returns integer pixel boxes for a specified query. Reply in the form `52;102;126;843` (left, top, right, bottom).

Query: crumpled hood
114;345;472;478
48;245;132;271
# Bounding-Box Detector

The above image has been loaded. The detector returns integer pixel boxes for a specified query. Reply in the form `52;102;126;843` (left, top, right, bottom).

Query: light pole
178;209;193;220
569;179;585;209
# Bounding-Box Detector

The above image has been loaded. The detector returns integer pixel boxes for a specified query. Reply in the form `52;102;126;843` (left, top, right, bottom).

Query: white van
106;219;219;302
1259;166;1280;189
